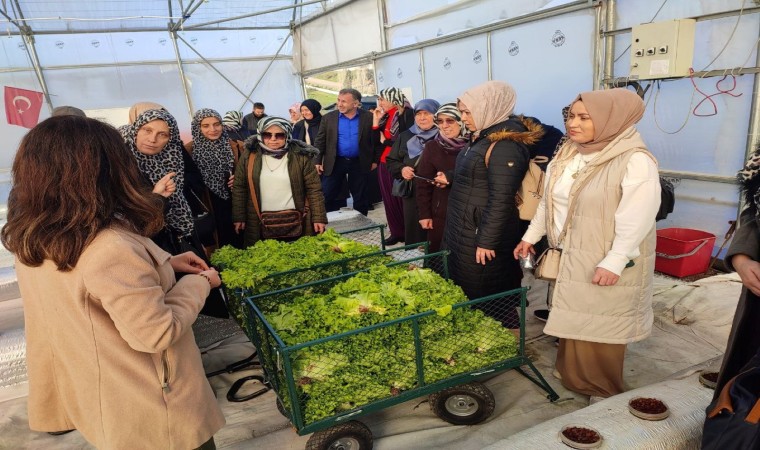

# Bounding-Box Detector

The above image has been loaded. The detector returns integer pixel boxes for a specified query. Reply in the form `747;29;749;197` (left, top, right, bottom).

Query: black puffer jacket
443;116;544;302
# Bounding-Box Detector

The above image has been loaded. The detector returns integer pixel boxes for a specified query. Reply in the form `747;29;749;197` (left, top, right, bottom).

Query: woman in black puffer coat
440;81;543;327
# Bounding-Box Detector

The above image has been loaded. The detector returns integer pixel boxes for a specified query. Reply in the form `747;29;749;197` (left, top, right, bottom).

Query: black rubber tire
429;381;496;425
305;421;373;450
275;397;290;419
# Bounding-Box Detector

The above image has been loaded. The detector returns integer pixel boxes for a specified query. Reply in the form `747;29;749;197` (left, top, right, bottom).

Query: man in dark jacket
242;102;266;136
314;88;381;215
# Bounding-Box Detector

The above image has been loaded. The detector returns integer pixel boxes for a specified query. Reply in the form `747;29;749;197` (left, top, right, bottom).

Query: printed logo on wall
17;42;25;50
551;30;566;47
190;37;198;45
443;57;452;70
378;72;384;83
158;38;167;46
221;37;228;44
508;41;519;56
473;50;482;64
125;38;134;47
397;68;403;79
249;37;257;43
55;41;64;49
91;39;100;48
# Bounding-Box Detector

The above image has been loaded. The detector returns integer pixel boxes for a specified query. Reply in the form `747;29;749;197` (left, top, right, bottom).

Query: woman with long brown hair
3;116;225;449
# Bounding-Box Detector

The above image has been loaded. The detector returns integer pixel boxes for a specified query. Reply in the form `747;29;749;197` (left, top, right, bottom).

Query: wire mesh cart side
240;254;559;450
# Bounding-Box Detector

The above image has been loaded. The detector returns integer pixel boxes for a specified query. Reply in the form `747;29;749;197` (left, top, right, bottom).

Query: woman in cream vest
514;88;661;399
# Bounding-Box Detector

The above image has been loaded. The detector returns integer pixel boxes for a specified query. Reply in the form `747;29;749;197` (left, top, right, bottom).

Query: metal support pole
170;31;194;120
592;0;602;89
175;34;251;100
377;0;388;52
172;0;206;31
419;48;426;98
9;0;54;112
603;0;615;89
186;0;324;30
486;31;492;81
239;35;292;111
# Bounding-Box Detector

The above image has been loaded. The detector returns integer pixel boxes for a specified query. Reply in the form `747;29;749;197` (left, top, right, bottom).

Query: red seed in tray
562;426;601;444
702;372;718;383
630;397;667;414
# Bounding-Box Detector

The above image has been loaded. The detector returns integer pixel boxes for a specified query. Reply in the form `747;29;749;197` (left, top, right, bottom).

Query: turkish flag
4;86;44;129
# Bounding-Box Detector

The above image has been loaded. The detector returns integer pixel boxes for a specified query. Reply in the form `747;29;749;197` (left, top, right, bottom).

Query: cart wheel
305;421;373;450
429;382;495;425
275;398;289;418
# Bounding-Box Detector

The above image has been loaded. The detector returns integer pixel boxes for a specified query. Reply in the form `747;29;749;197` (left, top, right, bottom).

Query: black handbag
391;178;414;198
656;176;675;221
188;190;217;246
703;349;760;449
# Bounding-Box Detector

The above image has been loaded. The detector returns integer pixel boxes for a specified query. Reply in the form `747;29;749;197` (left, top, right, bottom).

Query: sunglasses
261;132;287;140
435;118;458;125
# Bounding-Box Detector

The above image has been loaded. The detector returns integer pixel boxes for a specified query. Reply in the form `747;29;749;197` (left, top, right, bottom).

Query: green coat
231;138;328;247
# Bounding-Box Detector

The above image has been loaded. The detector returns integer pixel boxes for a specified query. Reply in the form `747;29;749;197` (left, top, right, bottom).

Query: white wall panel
33;33;176;66
615;0;748;30
177;29;292;60
422;35;488;103
375;51;423;103
294;0;381;72
0;36;32;68
385;0;551;49
491;10;595;128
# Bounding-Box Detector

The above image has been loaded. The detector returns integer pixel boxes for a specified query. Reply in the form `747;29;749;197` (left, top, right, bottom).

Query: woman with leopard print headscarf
126;108;229;318
185;108;239;248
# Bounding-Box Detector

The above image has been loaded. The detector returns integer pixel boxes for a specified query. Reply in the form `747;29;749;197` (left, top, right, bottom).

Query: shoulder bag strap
247;152;263;221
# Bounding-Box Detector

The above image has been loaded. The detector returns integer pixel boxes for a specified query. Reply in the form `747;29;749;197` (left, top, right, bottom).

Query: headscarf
457;80;516;137
128;101;165;124
571;88;645;153
407;99;441;159
191;108;235;200
300;99;322;126
222;110;243;131
434;102;468;151
257;116;293;158
125;109;194;238
379;87;406;108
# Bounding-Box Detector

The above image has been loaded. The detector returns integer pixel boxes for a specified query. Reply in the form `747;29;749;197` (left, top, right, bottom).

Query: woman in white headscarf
440;81;543;327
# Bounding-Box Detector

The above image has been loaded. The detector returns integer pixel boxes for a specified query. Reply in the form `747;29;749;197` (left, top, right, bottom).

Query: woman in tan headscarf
438;80;544;327
514;88;661;401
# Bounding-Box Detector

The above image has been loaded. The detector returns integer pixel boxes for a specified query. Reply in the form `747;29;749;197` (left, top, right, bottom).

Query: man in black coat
314;88;381;215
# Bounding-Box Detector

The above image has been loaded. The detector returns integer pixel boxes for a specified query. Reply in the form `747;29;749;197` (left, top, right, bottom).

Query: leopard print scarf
125;109;194;238
739;150;760;216
191;108;234;200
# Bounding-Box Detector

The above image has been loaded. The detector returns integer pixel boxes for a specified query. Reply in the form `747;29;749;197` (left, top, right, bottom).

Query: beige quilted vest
543;127;657;344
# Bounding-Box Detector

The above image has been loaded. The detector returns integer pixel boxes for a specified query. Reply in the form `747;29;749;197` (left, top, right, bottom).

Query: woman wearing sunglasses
232;117;327;247
415;103;469;253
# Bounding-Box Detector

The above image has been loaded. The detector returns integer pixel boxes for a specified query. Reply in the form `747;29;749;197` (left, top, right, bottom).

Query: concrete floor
0;203;737;449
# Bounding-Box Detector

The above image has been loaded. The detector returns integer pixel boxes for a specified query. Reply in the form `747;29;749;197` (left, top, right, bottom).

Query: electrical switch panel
629;19;695;80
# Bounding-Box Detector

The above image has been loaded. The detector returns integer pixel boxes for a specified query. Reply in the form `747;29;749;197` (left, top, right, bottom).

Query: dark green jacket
231;137;327;247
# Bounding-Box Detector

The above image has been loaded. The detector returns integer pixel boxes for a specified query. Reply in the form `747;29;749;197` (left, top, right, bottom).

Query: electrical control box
629;19;696;80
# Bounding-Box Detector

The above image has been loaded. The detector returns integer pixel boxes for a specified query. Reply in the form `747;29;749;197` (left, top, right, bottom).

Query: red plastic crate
655;228;716;278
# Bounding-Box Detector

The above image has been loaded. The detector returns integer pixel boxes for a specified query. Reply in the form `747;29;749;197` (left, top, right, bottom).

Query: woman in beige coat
3;115;225;449
514;88;661;400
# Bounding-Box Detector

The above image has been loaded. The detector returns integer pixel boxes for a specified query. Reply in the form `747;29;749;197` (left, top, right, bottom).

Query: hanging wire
612;0;671;63
698;0;747;72
653;80;697;134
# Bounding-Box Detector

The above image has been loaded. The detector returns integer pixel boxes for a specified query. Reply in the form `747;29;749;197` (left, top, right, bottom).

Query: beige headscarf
572;88;644;153
128;101;165;124
457;80;517;136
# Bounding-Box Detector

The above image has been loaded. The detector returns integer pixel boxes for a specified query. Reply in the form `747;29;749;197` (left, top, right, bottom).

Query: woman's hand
313;223;326;234
234;222;245;233
732;254;760;296
434;171;449;187
199;269;222;288
419;219;433;230
592;267;620;286
513;241;535;260
169;251;209;274
476;247;495;265
372;107;385;125
401;166;415;180
153;172;177;198
227;174;235;189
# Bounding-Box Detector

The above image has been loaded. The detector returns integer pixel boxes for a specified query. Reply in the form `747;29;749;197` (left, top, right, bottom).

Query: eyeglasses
435;118;458;125
261;132;287;140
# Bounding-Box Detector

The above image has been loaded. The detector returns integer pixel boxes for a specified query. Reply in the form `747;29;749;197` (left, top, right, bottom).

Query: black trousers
322;157;369;215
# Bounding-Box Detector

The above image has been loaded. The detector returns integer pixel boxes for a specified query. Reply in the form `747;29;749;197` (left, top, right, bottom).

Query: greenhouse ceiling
0;0;350;34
